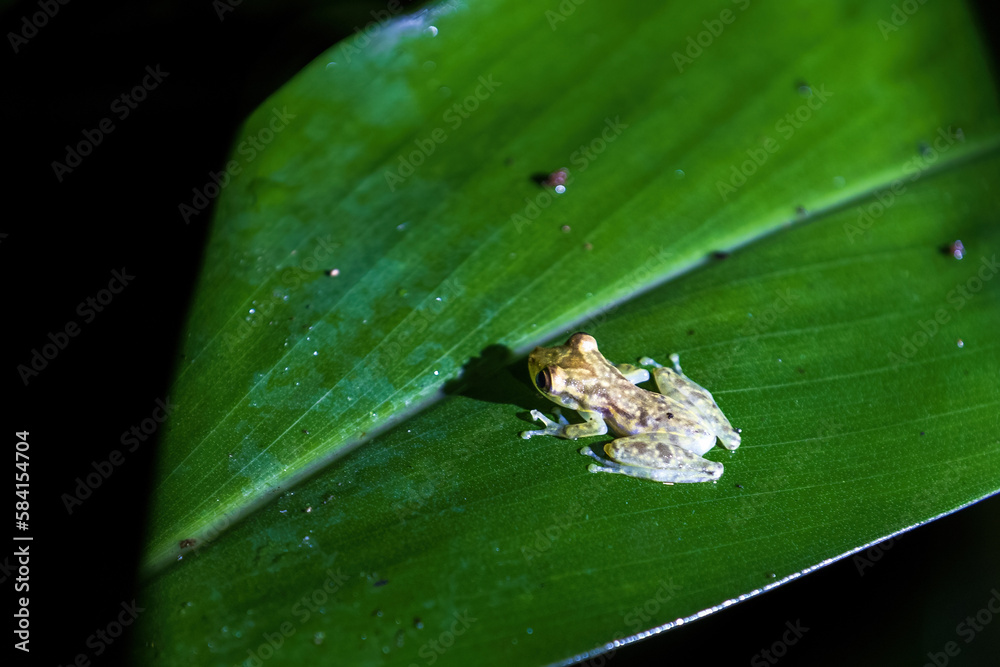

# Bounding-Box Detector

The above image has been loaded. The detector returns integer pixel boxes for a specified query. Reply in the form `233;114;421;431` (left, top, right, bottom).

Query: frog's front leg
580;432;723;484
641;354;741;451
613;363;650;385
521;408;608;440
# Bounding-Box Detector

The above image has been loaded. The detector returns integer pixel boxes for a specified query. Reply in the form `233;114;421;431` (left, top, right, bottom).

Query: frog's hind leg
640;354;741;450
580;433;723;484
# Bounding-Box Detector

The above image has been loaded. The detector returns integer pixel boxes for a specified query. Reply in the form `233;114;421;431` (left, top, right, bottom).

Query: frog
520;332;740;484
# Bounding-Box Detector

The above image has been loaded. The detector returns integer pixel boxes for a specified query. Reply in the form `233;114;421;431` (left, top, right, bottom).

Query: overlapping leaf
137;152;1000;664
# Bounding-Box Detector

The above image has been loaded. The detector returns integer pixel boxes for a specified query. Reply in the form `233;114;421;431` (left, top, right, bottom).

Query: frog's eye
535;369;551;392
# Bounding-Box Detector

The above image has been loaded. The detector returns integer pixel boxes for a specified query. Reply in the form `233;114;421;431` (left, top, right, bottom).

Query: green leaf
136;0;1000;663
137;156;1000;664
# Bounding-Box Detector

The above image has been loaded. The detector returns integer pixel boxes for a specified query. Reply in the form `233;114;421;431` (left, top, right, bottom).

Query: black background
3;1;999;666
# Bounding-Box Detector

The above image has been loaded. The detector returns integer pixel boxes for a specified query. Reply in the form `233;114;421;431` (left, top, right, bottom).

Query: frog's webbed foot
520;408;570;439
641;353;742;451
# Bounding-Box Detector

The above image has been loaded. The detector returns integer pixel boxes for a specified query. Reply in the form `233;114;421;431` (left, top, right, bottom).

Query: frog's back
599;386;694;436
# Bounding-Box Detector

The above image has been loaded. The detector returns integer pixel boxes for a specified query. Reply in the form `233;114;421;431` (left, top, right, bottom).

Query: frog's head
527;332;605;410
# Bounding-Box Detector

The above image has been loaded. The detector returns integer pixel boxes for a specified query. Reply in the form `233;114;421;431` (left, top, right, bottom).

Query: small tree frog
521;333;741;484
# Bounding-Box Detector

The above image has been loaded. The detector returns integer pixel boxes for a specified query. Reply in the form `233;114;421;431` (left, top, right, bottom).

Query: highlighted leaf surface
137;1;1000;664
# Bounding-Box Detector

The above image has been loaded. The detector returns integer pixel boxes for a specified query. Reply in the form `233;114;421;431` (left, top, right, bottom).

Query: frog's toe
615;363;651;385
520;410;565;439
638;356;663;368
668;353;684;373
536;409;563;426
580;446;618;473
719;427;742;450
